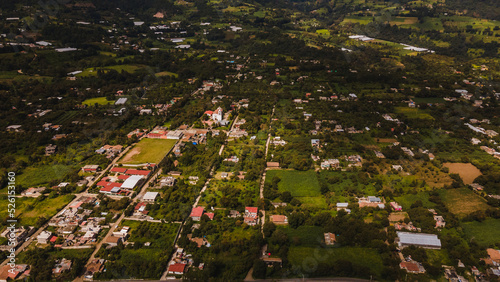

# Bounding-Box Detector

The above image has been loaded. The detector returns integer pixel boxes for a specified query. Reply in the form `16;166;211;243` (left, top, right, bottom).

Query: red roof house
190;207;204;221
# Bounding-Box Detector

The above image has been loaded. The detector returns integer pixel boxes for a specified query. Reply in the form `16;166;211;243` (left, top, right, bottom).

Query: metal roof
397;232;441;248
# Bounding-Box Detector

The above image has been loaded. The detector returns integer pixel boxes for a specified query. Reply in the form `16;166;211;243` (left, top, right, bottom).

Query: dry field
443;163;482;184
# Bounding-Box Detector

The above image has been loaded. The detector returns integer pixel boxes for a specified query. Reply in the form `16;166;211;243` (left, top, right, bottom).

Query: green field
439;188;490;217
394;191;435;210
462;218;500;246
77;64;144;77
266;170;321;197
288;246;384;277
119;138;177;164
282;225;325;246
82;97;114;106
0;194;75;227
122;220;180;248
395;107;434;120
16;164;75;187
155;71;179;78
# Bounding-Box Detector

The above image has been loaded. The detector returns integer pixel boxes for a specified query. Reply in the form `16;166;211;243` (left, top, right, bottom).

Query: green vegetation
82;97;114;106
16;165;76;187
439;188;490;217
288;246;384;277
462;218;500;246
119;138;177;164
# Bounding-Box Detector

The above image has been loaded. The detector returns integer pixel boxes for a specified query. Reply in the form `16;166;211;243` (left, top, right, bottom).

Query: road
159;117;234;281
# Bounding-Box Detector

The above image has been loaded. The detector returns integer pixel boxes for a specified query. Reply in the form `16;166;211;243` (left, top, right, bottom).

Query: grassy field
288;246;384;277
155;71;178;78
16;164;75;187
0;194;75;227
439;188;490;217
394;192;435;210
282;225;325;246
119;138;177;164
395;107;434;120
266;170;321;197
123;220;180;248
462;218;500;246
76;64;145;77
82;97;114;106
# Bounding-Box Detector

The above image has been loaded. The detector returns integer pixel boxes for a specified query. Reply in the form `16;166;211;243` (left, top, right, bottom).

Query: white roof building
143;192;159;202
121;175;144;190
397;232;441;249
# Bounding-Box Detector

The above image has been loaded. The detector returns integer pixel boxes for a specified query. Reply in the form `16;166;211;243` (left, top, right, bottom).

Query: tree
281;191;292;203
263;221;276;238
252;259;267;279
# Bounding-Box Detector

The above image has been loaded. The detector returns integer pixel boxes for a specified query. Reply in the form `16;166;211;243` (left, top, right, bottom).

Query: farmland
443;163;482;184
439;188;490;217
82;97;114;106
119;138;177;165
462;218;500;247
288;246;384;277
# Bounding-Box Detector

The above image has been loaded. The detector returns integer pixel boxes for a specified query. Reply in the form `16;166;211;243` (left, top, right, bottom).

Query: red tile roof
205;212;214;220
400;262;420;272
190;207;204;218
126;169;150;176
245;207;258;214
49;236;57;243
118;174;130;180
111;167;127;173
168;263;186;273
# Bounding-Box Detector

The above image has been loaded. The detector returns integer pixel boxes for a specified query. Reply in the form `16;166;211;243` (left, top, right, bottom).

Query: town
0;0;500;281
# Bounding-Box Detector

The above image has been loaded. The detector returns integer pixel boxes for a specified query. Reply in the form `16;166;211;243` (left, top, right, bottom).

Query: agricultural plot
443;163;482;184
119;138;177;165
266;170;321;197
0;194;75;227
282;225;325;247
288;246;384;277
462;218;500;246
16;164;75;187
82;97;114;106
439;188;490;217
395;107;434;120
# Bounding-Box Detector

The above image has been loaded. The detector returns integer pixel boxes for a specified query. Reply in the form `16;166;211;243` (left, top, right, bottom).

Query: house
321;159;340;169
84;259;105;280
190;207;204;221
45;144;57;155
244;207;259;226
270;215;288;225
336;203;350;213
6;125;22;132
160;176;176;187
134;202;148;216
390;202;403;211
267;162;280;168
434;215;446;229
37;230;52;244
485;249;500;266
53;258;72;274
105;236;122;247
228;210;240;218
324;232;336;245
400;261;425;273
82;165;99;173
224;156;239;163
261;257;283;267
168;263;186;275
143;192;159;202
397;232;441;249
